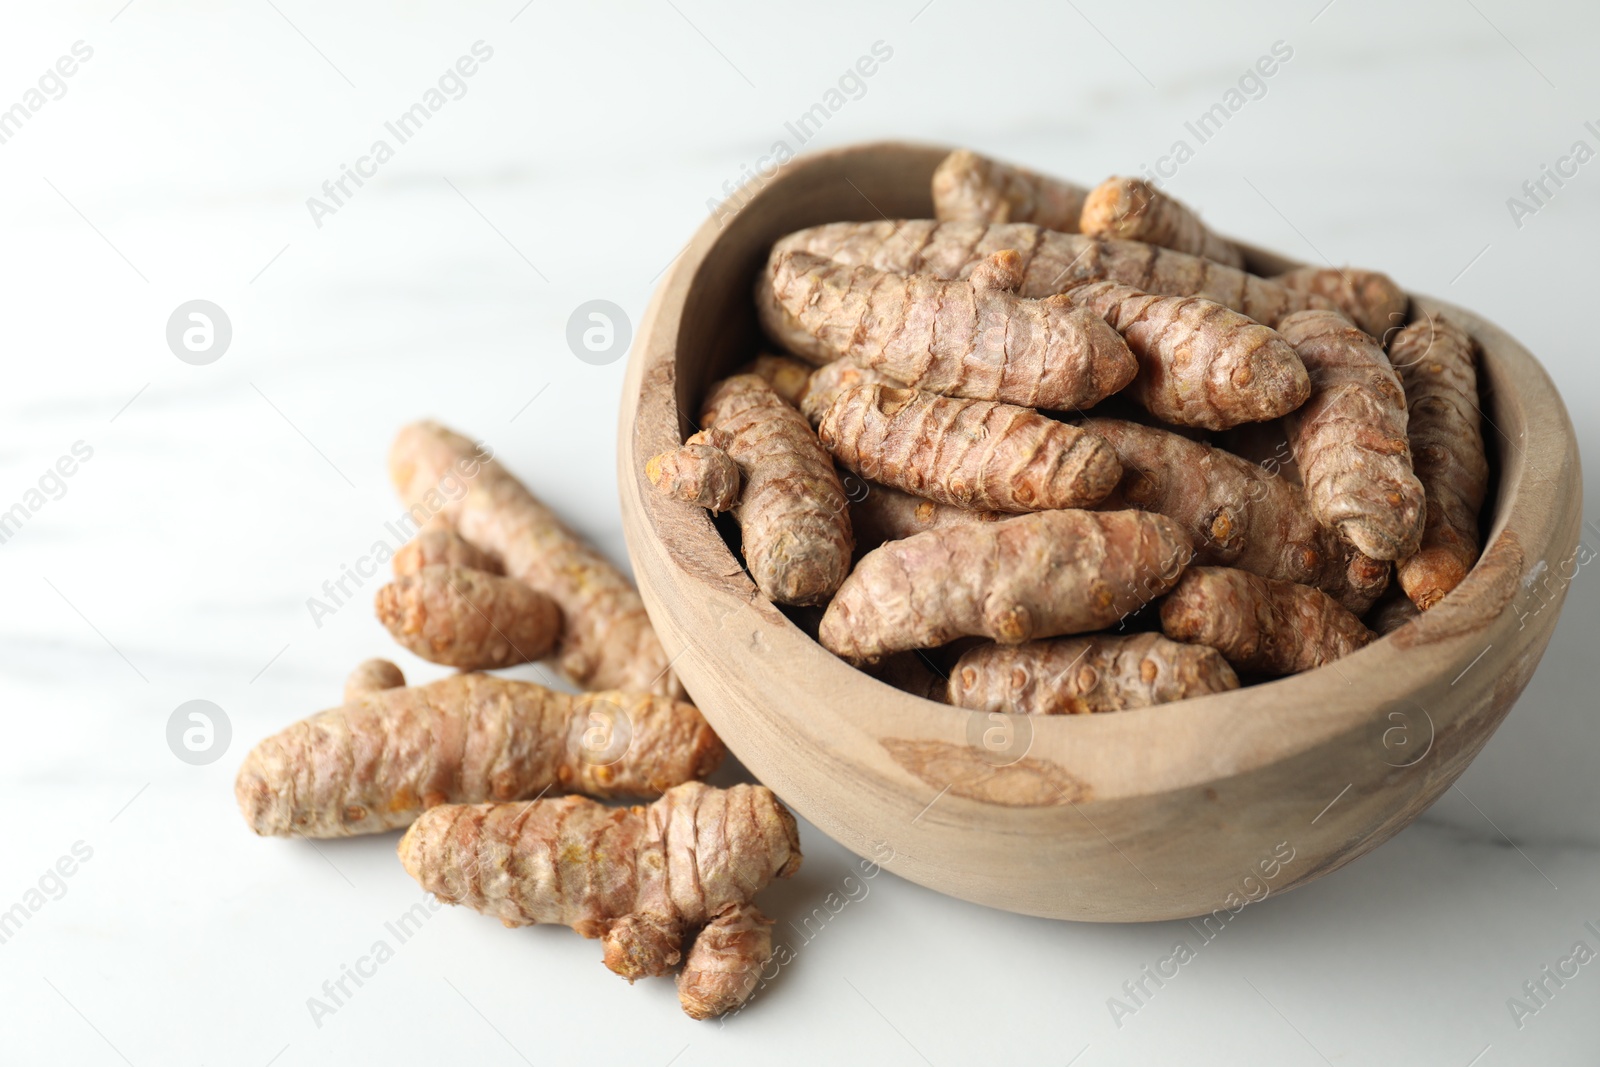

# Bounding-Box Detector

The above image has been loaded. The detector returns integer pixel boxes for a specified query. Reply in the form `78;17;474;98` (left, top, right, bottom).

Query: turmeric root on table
235;673;724;838
1064;281;1310;429
1160;566;1373;676
375;565;561;671
820;509;1192;662
1275;266;1408;340
817;383;1121;513
769;249;1137;409
390;421;677;695
398;782;800;1019
931;148;1089;233
1389;313;1489;609
392;525;503;577
1079;177;1244;268
948;633;1239;715
646;428;741;512
343;657;406;703
758;221;1334;359
1277;310;1426;561
700;374;853;605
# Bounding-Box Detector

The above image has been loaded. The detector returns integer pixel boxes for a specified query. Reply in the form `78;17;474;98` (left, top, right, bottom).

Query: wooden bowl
617;141;1583;921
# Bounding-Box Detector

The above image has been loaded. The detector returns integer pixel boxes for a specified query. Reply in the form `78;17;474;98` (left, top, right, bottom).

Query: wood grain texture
617;141;1582;921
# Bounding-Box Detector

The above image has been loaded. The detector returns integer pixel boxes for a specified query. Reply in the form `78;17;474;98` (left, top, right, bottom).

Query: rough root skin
677;904;775;1019
343;658;405;704
234;674;725;838
948;633;1239;715
700;375;853;605
737;353;815;408
850;481;1005;555
375;565;562;670
1160;566;1373;676
819;509;1193;662
1277;310;1426;561
646;431;741;512
1068;280;1309;429
931;148;1088;233
757;220;1334;358
817;383;1122;513
392;526;503;577
1389;313;1489;610
801;360;904;425
389;421;678;695
396;782;800;1019
1276;266;1409;340
770;249;1137;409
1079;177;1244;268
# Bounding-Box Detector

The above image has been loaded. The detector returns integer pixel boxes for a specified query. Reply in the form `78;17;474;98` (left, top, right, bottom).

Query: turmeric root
1065;280;1310;429
234;674;724;837
646;429;741;511
392;525;502;577
818;384;1121;513
1277;310;1425;561
758;221;1334;359
1160;566;1373;676
397;781;800;1018
800;358;903;424
819;509;1192;662
1275;266;1408;340
948;633;1239;715
850;481;1004;554
1389;313;1489;609
737;352;815;408
374;565;561;671
769;249;1137;409
931;148;1089;232
1079;177;1244;268
390;421;677;695
700;374;853;605
343;657;405;703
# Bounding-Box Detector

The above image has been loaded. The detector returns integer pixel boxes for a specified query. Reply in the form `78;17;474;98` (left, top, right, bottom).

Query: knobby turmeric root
392;525;503;577
343;657;406;704
1084;417;1382;610
818;384;1120;513
646;428;741;512
820;509;1192;662
1275;266;1408;340
850;481;1004;554
374;565;562;671
1064;280;1310;429
397;781;800;1019
235;674;724;838
948;633;1239;715
390;421;677;695
758;221;1334;359
769;248;1137;409
1389;313;1489;609
931;148;1089;233
1079;177;1244;268
800;359;903;424
1160;566;1373;676
1277;310;1426;561
700;374;853;605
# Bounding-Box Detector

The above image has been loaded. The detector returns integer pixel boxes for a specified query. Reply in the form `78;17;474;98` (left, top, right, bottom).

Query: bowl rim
618;139;1583;804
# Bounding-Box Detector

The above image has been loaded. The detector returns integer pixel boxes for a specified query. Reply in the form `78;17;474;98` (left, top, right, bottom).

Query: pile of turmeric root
647;148;1489;713
236;422;799;1019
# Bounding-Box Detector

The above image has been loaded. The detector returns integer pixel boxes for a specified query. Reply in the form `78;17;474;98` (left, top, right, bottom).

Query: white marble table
2;1;1597;1063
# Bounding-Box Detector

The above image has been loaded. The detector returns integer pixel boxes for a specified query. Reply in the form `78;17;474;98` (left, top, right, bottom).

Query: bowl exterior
618;142;1583;920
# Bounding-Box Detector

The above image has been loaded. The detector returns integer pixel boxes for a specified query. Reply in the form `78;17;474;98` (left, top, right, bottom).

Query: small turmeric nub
343;658;405;704
1160;566;1373;676
1079;177;1244;268
931;148;1089;233
1275;266;1408;340
392;526;502;577
374;564;561;671
646;430;741;512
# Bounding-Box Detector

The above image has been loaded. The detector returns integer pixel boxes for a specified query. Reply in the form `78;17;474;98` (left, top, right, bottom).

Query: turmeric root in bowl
617;141;1582;921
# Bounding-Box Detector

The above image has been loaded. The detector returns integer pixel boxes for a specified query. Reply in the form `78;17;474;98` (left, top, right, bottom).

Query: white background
1;1;1597;1063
